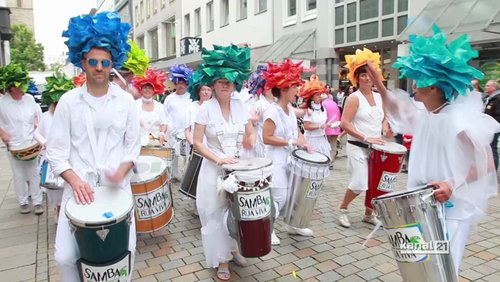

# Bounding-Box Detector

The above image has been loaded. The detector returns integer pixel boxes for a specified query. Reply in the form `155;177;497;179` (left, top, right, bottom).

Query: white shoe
271;230;280;245
338;209;351;228
286;225;314;237
362;214;382;226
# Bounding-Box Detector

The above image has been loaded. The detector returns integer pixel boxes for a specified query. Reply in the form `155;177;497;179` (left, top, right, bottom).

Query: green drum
65;186;134;264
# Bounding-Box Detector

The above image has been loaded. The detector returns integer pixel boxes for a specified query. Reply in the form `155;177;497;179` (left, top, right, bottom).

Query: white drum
9;140;42;161
175;131;187;156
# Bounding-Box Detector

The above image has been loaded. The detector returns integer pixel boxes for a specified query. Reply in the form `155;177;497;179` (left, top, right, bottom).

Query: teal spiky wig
189;44;251;92
0;64;30;92
41;74;75;105
393;25;484;101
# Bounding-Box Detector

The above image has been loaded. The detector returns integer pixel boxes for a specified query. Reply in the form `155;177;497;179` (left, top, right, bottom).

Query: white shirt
347;90;383;141
46;83;141;188
163;92;192;134
264;103;298;167
0;93;42;147
303;104;328;137
136;99;169;146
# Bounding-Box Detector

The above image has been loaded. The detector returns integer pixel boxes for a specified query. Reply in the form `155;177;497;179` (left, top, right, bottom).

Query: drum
365;142;407;209
9;140;42;161
40;160;64;189
284;149;330;228
372;186;457;282
179;150;203;199
175;131;187;156
65;186;133;264
130;155;174;233
223;158;273;258
140;145;174;160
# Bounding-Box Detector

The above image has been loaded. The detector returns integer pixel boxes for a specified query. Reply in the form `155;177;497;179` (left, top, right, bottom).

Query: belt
347;140;370;149
238;176;272;188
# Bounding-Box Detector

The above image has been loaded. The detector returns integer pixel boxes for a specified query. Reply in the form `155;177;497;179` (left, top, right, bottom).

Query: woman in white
262;59;312;245
301;75;332;158
133;69;169;146
338;50;390;228
192;45;255;281
185;84;212;146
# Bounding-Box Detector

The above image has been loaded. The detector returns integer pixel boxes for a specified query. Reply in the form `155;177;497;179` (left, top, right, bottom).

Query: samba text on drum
83;265;127;282
136;192;170;218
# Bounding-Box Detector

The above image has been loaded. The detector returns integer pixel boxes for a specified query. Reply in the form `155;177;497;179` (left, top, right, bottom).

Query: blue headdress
62;11;131;69
248;65;267;95
393;25;484;101
26;80;39;94
169;64;193;84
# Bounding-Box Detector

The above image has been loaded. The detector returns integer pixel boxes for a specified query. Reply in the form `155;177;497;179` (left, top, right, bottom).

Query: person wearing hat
371;25;499;276
185;78;212;148
0;63;45;215
46;12;140;281
300;74;332;159
262;59;313;244
112;40;150;100
164;63;193;181
338;48;389;228
191;44;255;281
133;68;170;146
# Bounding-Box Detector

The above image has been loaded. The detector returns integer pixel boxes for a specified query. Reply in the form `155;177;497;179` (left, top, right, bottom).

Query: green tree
10;24;45;71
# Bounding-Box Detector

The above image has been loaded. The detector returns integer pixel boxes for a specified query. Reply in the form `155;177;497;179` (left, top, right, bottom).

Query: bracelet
216;158;222;166
288;139;295;147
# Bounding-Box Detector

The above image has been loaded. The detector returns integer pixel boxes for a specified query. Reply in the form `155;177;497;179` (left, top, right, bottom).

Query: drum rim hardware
292;149;331;165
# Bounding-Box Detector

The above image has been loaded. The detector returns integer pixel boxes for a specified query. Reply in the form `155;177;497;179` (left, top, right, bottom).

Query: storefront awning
258;29;316;63
398;0;500;43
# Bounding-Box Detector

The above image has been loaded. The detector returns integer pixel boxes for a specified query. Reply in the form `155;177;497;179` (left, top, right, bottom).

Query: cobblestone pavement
1;146;500;282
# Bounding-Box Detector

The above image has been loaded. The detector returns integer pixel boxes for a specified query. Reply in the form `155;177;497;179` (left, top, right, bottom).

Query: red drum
223;158;273;258
365;142;407;209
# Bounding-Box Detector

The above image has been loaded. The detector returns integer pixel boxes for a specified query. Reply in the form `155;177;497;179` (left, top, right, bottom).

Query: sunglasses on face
86;58;112;68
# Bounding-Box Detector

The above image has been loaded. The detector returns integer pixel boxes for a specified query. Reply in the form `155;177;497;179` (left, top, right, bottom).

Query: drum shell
140;146;173;161
372;188;457;282
70;213;131;264
228;186;272;258
10;142;42;161
180;151;203;199
366;146;406;209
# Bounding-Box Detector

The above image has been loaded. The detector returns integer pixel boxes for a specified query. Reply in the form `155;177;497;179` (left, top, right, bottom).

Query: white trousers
7;154;43;205
55;190;136;282
271;187;289;219
446;218;473;276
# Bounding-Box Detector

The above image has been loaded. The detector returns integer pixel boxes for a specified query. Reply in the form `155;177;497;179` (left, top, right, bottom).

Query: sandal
231;251;247;267
217;263;231;281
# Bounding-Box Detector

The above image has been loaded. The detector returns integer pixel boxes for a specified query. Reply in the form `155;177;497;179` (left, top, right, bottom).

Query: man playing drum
369;25;500;276
0;64;45;215
46;12;140;282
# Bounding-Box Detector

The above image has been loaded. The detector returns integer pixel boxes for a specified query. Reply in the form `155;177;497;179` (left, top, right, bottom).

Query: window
335;28;344;44
153;0;158;14
238;0;248;20
194;8;201;36
207;1;214;31
137;36;145;49
135;5;139;26
184;14;190;37
335;0;344;3
147;0;151;18
256;0;267;13
161;0;166;8
164;21;176;56
347;26;356;43
382;18;394;36
398;0;408;12
288;0;297;17
397;15;408;34
346;3;356;23
335;6;344;26
306;0;316;11
149;29;158;59
360;22;378;40
140;1;144;22
221;0;229;26
382;0;394;15
360;0;378;20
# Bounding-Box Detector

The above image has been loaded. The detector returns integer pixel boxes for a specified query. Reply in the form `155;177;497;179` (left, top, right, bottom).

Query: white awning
398;0;500;43
258;29;316;63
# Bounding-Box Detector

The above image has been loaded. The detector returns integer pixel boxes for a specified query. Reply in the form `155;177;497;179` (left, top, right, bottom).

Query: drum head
65;186;133;226
131;155;167;182
371;142;407;154
292;149;330;164
10;140;38;151
222;158;272;171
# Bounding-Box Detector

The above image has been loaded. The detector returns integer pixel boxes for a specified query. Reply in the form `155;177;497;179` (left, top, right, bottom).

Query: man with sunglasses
46;12;140;282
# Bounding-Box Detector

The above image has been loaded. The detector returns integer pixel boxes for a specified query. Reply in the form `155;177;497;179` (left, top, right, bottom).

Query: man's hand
0;132;10;145
429;181;453;203
69;179;95;205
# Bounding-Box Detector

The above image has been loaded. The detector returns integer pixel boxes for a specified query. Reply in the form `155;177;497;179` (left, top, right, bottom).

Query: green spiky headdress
0;64;30;92
123;40;150;76
41;74;75;105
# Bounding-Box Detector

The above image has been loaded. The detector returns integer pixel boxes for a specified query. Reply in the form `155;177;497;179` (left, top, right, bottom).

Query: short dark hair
271;87;281;98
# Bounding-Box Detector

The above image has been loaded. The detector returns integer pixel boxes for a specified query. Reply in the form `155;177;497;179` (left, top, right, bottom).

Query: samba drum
179;151;203;199
131;155;173;233
40;160;64;207
140;145;174;160
65;186;133;280
284;149;330;228
365;142;407;209
223;158;273;258
175;131;187;156
9;140;42;161
372;186;457;282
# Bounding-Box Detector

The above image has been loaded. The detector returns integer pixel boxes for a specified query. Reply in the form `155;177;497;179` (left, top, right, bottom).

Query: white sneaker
338;209;351;228
362;214;382;226
286;225;314;237
271;230;280;245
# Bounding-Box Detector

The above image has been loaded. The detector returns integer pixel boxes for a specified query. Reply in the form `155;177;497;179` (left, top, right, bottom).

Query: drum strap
347;140;370;149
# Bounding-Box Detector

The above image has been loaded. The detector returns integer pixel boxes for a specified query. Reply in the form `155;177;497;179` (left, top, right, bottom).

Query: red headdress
299;74;327;102
263;59;305;91
72;73;86;87
133;68;167;94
